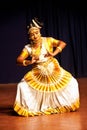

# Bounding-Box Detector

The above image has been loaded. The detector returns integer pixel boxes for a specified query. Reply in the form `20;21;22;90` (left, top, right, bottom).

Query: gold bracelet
57;46;62;52
23;60;27;66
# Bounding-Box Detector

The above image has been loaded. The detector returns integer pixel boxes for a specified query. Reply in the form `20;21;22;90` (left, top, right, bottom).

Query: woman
13;18;80;116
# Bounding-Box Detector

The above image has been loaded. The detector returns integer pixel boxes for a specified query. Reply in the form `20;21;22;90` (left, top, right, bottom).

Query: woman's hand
22;56;39;66
31;56;39;64
45;46;63;58
45;52;54;57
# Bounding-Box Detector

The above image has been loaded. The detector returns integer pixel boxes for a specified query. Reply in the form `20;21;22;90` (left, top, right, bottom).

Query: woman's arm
52;40;66;56
16;48;32;66
45;40;66;57
16;48;38;66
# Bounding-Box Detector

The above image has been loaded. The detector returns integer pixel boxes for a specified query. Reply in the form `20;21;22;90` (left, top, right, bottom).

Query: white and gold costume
14;37;80;116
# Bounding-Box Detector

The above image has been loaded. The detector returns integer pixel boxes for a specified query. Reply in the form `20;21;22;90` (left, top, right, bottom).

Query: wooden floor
0;77;87;130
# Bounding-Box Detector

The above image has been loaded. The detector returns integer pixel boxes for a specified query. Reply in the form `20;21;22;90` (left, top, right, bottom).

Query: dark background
0;0;87;83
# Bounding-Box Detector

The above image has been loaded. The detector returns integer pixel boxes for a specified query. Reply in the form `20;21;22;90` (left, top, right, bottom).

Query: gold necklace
32;39;42;57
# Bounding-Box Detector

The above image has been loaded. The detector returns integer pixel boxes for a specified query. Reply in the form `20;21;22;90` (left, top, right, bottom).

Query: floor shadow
0;105;18;116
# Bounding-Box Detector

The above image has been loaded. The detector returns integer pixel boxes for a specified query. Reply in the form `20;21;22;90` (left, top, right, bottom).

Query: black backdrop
0;0;87;83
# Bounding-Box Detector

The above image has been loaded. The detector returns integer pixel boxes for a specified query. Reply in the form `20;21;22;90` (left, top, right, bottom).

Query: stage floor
0;77;87;130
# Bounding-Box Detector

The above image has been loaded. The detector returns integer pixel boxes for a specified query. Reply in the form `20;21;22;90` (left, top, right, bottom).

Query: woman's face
29;28;41;43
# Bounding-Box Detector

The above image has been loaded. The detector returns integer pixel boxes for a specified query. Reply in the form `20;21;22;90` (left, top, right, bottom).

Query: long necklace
32;38;42;57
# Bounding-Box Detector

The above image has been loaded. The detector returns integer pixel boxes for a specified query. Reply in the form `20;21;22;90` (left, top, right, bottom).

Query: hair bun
34;17;44;27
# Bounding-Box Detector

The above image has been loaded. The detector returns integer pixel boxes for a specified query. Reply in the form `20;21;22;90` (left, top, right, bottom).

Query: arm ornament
23;60;27;66
57;46;62;52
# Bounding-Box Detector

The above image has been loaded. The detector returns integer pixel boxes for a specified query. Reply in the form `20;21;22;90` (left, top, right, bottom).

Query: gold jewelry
23;60;27;66
57;46;62;52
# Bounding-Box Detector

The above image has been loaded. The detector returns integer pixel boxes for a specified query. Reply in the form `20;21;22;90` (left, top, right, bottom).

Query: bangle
57;46;62;52
23;60;27;66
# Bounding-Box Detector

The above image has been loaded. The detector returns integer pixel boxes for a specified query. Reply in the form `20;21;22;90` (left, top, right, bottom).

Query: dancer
13;18;80;116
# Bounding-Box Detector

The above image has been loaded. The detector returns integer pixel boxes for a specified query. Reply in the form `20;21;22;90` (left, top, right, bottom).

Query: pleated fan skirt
14;57;80;116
